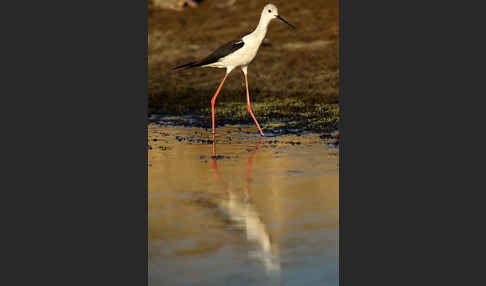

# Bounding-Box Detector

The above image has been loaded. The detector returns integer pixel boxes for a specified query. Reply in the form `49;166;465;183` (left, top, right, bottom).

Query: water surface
148;122;339;286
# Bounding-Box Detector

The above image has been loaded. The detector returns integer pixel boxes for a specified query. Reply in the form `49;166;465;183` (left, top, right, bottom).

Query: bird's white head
262;4;279;18
261;4;296;29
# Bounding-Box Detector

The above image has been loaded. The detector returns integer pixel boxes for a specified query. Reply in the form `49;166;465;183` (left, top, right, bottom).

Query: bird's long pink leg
244;73;264;137
211;73;229;134
211;133;216;156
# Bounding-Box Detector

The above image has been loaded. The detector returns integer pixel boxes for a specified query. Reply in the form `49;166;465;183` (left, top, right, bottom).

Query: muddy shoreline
148;116;339;146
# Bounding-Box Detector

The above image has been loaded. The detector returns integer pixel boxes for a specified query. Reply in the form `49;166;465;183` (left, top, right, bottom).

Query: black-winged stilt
174;3;295;137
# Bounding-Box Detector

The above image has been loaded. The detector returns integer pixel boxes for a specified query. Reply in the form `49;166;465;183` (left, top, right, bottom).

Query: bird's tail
172;61;201;71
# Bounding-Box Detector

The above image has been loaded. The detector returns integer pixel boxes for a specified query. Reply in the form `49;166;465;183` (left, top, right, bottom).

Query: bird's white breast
220;35;263;68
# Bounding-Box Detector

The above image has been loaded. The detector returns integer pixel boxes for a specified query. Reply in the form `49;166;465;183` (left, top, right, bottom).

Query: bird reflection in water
210;134;281;275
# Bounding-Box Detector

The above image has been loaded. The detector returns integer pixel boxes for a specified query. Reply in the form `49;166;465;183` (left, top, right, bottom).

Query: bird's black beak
276;15;296;29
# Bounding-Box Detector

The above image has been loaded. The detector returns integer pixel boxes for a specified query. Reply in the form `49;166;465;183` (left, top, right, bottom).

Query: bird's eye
268;9;272;13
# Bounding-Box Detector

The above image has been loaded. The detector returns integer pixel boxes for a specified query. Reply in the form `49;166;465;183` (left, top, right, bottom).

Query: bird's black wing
173;39;244;70
197;39;244;66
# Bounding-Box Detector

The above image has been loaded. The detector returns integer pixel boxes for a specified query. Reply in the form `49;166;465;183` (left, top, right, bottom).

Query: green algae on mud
148;91;339;134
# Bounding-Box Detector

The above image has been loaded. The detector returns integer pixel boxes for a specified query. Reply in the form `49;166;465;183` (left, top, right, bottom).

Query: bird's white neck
249;14;272;42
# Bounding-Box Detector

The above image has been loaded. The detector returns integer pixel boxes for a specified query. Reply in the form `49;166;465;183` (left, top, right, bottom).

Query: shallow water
148;122;339;286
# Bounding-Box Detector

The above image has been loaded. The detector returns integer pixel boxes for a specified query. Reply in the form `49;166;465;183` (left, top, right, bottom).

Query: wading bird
173;3;295;137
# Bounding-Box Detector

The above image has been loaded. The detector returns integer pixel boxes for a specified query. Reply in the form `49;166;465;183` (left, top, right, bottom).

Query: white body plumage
203;4;279;74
